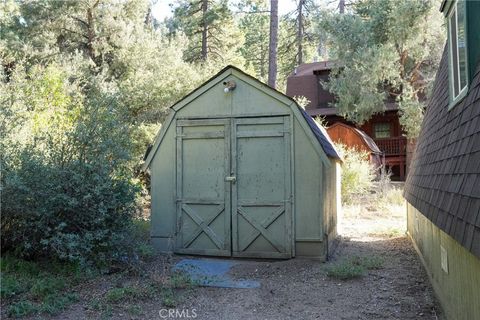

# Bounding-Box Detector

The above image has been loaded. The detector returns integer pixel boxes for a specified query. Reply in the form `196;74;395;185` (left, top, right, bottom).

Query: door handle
225;176;236;183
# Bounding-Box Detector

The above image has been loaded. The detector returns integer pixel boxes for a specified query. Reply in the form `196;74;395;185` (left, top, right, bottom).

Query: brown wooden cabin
286;61;408;180
327;122;382;168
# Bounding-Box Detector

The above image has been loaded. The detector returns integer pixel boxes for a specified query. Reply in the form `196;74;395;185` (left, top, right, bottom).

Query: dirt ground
31;197;443;320
172;202;443;320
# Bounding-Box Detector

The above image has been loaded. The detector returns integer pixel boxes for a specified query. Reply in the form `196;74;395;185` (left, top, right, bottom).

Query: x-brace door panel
232;117;292;258
175;119;231;256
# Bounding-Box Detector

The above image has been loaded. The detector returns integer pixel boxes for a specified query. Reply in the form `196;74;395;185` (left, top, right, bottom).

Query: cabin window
374;123;391;139
447;0;468;103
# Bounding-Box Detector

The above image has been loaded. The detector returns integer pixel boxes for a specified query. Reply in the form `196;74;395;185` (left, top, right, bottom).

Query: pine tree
237;0;270;81
167;0;241;63
320;0;445;138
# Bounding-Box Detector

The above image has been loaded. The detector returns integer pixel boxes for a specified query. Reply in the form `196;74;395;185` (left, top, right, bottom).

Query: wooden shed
142;66;341;260
327;122;382;167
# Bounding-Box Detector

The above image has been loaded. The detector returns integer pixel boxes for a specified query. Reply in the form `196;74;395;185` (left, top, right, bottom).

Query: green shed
142;66;341;260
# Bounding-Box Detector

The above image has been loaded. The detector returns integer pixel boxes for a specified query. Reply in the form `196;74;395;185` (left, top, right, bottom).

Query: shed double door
175;116;292;259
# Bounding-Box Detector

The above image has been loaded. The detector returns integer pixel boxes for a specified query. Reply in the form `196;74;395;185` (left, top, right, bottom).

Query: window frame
447;0;469;110
373;122;392;139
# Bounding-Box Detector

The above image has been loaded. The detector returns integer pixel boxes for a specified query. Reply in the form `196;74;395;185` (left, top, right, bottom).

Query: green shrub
169;271;196;289
30;277;67;299
0;255;42;275
40;293;79;315
0;64;141;266
335;144;375;204
326;255;385;280
382;187;405;206
351;255;385;270
105;287;139;303
326;261;365;280
1;255;92;317
162;288;178;308
7;301;38;318
0;274;25;298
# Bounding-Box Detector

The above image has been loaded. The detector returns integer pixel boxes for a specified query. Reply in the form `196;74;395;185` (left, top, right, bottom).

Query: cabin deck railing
374;136;407;156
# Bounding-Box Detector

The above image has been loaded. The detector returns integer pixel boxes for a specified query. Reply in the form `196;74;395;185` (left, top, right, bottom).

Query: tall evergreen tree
167;0;242;63
237;0;270;81
268;0;278;88
275;0;319;90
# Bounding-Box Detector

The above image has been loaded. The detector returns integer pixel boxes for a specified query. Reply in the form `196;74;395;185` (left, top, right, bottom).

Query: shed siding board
150;124;176;240
175;79;232;119
407;203;480;320
232;77;291;116
293;117;324;242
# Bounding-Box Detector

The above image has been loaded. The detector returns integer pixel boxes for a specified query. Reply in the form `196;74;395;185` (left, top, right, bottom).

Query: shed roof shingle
404;46;480;258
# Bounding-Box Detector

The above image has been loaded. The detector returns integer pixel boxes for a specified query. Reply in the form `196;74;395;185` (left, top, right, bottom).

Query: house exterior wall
407;203;480;320
286;73;318;107
149;70;338;259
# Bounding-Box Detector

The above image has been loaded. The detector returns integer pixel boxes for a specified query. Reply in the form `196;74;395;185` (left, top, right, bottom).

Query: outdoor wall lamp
223;80;236;93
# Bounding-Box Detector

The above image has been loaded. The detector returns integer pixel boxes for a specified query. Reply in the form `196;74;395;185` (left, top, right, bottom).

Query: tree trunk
201;0;208;61
86;0;100;64
339;0;345;14
268;0;278;88
86;8;95;61
145;7;152;26
297;0;304;65
260;43;266;79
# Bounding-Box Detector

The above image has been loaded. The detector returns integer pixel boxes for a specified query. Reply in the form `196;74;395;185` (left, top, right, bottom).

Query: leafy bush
335;143;376;204
0;62;141;266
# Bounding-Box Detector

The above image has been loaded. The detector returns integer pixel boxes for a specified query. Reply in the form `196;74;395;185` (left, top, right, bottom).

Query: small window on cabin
374;123;391;139
448;0;468;101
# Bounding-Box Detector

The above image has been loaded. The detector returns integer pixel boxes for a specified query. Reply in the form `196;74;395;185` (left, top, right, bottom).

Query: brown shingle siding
405;46;480;259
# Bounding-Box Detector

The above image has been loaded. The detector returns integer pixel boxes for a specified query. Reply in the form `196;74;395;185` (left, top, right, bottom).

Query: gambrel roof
142;65;340;171
404;47;480;258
